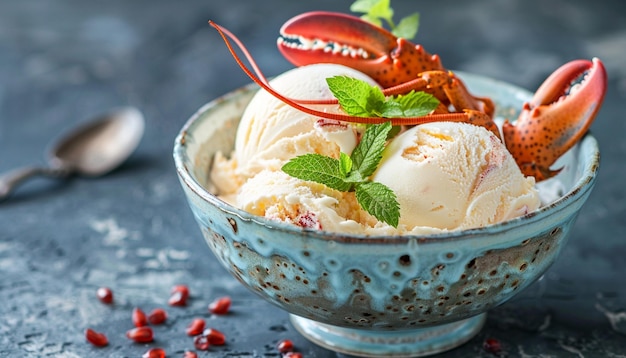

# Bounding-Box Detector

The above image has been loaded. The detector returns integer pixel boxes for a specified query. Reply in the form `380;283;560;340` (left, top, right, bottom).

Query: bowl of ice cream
173;65;599;357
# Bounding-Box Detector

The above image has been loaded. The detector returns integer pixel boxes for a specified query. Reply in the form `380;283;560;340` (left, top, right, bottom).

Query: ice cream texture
232;63;377;180
372;122;540;231
210;63;541;235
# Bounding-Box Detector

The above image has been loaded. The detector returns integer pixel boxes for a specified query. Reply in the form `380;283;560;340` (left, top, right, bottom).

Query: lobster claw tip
277;11;400;71
532;57;607;108
505;58;607;181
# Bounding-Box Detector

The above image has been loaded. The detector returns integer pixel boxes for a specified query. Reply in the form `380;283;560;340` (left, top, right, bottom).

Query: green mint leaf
380;100;404;118
351;0;393;27
365;87;387;117
326;76;369;117
349;0;380;13
380;91;439;118
365;0;394;27
392;12;419;40
351;121;392;178
327;76;385;117
355;181;400;227
282;154;352;192
351;0;420;40
395;90;439;117
339;152;353;177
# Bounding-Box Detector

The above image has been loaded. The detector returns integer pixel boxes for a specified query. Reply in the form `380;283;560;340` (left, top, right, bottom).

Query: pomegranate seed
283;353;303;358
171;284;189;295
96;287;113;304
168;290;188;306
85;328;108;347
169;285;190;306
483;337;502;354
202;328;226;345
142;347;166;358
186;318;205;336
132;307;148;327
193;335;210;351
208;296;231;315
277;338;294;353
148;308;167;325
183;351;198;358
126;326;154;343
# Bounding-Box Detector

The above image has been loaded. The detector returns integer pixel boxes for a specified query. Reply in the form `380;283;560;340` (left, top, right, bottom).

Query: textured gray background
1;0;625;357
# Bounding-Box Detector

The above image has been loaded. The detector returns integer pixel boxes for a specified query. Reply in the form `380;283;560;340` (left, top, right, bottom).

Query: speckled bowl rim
174;72;600;245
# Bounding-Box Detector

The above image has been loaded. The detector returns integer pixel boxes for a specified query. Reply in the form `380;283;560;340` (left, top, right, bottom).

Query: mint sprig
350;0;419;40
282;122;400;227
281;75;439;228
326;76;439;118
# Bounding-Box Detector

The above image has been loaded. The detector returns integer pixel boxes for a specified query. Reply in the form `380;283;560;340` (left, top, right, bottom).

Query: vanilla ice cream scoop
372;122;540;231
236;169;367;234
234;63;379;178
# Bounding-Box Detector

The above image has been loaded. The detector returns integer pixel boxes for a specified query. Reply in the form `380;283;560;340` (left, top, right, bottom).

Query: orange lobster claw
278;11;444;88
503;58;607;181
277;11;492;117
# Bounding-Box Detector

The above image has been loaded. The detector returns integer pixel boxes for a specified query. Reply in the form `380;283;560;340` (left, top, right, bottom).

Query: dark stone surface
1;0;625;357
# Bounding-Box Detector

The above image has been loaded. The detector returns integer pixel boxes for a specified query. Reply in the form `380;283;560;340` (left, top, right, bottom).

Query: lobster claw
277;11;443;88
503;58;607;181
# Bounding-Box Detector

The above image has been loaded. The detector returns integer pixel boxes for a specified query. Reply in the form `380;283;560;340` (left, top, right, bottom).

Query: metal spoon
0;107;145;200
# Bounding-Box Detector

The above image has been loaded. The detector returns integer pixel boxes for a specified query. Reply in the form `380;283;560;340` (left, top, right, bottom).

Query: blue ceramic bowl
174;73;599;357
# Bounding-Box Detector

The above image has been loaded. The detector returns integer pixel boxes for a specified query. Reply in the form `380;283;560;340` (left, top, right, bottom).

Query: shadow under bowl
174;73;599;357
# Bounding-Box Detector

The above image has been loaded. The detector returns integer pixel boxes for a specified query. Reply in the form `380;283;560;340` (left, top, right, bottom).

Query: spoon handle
0;166;70;200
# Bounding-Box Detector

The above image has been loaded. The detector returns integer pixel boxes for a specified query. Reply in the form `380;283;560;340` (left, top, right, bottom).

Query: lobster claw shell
277;11;446;88
503;58;607;181
277;11;399;69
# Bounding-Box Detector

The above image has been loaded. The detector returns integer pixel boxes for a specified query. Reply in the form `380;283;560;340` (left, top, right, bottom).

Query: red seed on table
183;351;198;358
193;335;210;351
148;308;167;325
186;318;206;336
132;307;148;327
171;284;189;296
276;338;294;353
142;347;166;358
85;328;108;347
169;284;190;306
483;337;502;354
126;326;154;343
202;328;226;345
96;287;113;304
208;296;231;314
168;291;187;306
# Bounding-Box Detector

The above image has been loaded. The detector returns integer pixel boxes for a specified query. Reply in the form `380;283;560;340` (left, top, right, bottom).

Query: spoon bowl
50;107;145;176
0;107;145;200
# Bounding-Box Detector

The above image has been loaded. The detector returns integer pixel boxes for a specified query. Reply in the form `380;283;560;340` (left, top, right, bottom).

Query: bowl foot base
290;313;486;357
